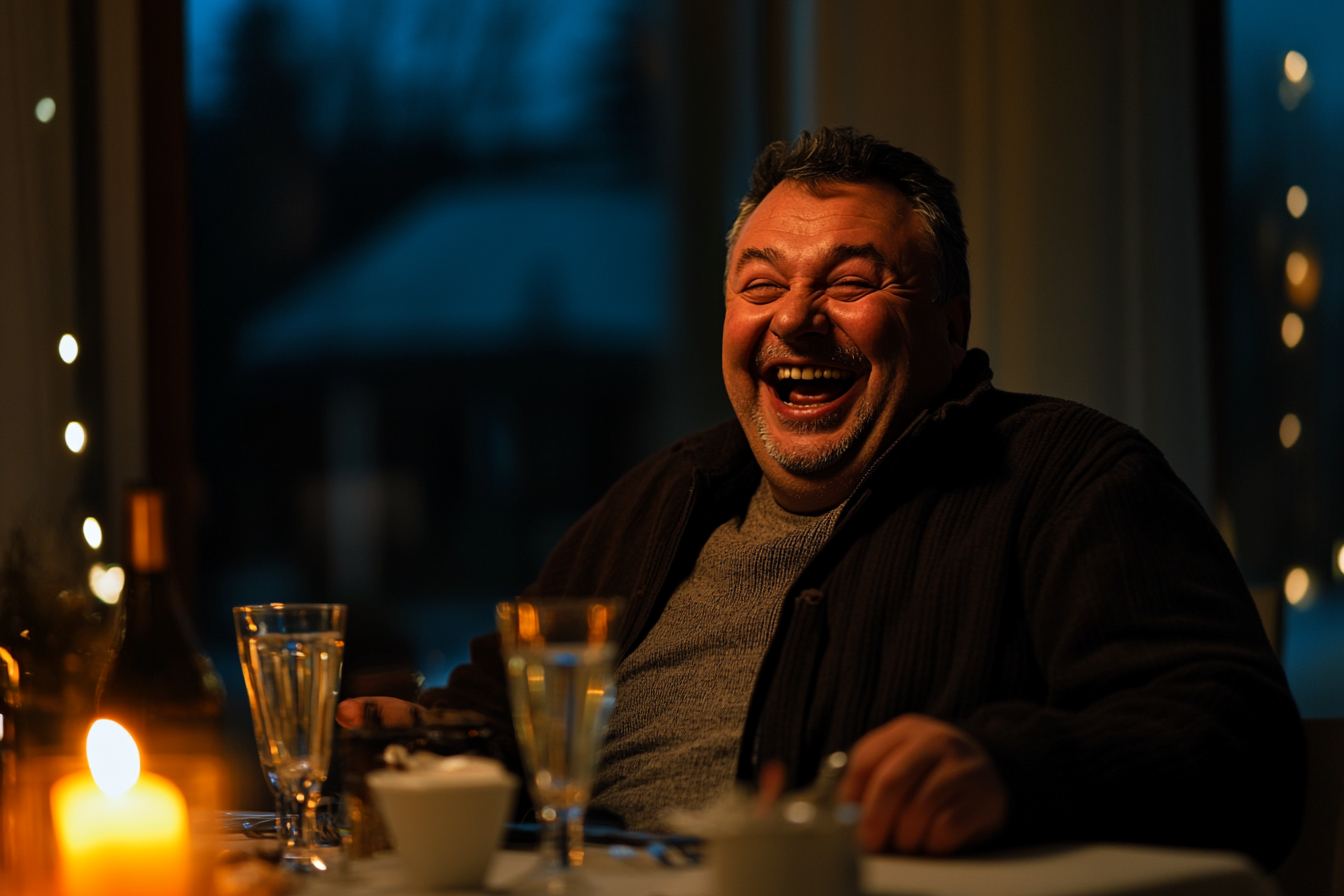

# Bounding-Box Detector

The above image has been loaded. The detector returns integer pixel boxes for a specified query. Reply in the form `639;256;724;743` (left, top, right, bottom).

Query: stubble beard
743;340;875;475
748;390;876;475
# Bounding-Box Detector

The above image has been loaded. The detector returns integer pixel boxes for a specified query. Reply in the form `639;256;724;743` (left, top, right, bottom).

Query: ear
944;292;971;359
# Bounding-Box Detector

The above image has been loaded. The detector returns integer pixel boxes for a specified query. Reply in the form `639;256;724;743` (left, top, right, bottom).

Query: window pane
188;0;672;801
1225;0;1344;714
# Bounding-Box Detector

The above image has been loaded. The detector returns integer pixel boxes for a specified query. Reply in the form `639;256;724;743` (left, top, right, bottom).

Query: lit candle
50;720;190;896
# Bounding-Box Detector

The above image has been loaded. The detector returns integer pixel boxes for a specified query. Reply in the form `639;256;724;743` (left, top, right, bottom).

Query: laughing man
339;128;1304;866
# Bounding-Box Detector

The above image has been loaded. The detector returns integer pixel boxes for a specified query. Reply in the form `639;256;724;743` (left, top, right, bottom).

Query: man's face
722;179;969;511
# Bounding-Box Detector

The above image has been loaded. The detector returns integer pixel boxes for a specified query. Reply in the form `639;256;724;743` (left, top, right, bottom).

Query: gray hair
727;127;970;302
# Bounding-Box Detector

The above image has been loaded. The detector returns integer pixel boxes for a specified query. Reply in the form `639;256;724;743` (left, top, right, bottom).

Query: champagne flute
234;604;346;873
497;597;621;895
232;607;301;851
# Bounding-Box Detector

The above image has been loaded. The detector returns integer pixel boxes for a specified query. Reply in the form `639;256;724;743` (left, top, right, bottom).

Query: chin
749;402;876;476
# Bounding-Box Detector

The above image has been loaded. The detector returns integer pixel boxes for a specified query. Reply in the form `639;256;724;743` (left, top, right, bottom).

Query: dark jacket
435;350;1305;867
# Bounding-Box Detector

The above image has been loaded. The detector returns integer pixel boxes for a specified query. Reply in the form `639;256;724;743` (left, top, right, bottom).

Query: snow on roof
239;184;670;367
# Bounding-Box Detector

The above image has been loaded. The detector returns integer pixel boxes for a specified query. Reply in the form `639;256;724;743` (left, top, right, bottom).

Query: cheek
722;305;771;366
827;305;907;366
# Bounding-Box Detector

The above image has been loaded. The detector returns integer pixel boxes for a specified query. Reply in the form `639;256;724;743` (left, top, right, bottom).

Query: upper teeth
775;366;854;381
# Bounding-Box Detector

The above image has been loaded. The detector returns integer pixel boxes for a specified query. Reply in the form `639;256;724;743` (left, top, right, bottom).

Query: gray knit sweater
588;478;843;831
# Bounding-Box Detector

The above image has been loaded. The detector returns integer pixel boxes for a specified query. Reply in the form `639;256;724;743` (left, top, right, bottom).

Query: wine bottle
96;486;226;754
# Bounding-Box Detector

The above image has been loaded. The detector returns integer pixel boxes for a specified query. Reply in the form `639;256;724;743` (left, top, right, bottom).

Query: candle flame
87;719;140;796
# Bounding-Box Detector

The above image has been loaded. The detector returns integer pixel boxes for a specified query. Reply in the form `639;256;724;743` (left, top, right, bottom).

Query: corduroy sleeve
958;442;1306;869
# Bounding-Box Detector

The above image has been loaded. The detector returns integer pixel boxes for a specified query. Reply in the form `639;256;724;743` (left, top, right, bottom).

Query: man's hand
838;714;1007;856
335;696;420;729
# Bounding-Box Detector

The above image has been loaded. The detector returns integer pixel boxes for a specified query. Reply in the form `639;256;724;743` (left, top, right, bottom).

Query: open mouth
767;364;859;407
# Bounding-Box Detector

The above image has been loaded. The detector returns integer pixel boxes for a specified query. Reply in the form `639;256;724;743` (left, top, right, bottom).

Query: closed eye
740;281;787;303
826;279;877;300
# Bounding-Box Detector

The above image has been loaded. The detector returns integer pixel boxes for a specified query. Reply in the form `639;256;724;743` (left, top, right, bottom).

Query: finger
924;802;983;856
372;697;420;727
839;717;922;803
335;699;367;729
923;789;1003;856
894;753;968;853
756;760;787;818
856;740;942;853
335;697;419;728
893;782;941;853
905;755;1007;855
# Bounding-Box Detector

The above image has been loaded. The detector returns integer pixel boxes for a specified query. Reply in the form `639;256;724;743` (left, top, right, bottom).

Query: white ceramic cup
367;759;518;890
711;815;859;896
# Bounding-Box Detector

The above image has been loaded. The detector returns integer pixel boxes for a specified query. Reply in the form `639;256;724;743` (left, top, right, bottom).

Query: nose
770;286;831;341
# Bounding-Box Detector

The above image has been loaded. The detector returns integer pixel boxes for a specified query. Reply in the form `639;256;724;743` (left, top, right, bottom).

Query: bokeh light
82;517;103;549
1285;567;1311;605
58;334;78;363
1286;186;1308;218
34;97;55;123
88;564;125;605
1281;313;1303;348
1286;252;1309;286
1280;414;1301;449
64;422;86;453
1285;251;1320;309
1284;51;1308;83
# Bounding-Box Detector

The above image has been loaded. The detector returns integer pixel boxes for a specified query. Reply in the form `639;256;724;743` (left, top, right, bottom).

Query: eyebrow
826;243;892;269
732;246;781;275
731;242;893;276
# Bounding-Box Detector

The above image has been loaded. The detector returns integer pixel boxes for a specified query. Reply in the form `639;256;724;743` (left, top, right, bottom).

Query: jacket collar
906;347;996;436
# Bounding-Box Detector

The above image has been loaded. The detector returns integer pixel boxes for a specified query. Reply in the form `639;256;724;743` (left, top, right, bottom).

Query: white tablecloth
300;843;1276;896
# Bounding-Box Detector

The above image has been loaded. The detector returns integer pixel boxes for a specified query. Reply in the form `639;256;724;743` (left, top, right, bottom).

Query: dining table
275;839;1278;896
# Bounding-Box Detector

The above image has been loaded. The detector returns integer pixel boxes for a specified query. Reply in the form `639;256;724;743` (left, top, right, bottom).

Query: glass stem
537;811;563;869
536;806;586;870
301;789;321;852
276;789;301;850
562;806;586;868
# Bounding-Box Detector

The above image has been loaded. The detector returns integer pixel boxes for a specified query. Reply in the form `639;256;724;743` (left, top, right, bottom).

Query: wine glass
234;604;346;873
497;597;621;894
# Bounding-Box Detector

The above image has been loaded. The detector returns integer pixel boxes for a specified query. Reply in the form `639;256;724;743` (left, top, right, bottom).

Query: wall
803;0;1216;507
0;0;148;553
0;1;82;532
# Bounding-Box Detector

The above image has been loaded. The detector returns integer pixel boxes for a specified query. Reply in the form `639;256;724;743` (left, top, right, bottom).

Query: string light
1284;51;1308;83
59;334;78;363
1285;567;1310;605
88;564;125;605
1281;313;1304;348
1280;52;1312;110
1286;252;1309;286
82;517;103;549
1286;186;1308;218
1285;251;1320;309
34;97;55;123
64;422;86;453
1279;414;1301;449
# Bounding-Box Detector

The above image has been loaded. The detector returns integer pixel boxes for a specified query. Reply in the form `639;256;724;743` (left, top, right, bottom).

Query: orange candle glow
50;720;190;896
